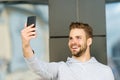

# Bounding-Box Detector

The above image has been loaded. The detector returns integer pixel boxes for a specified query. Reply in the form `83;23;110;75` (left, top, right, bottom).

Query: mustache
70;44;81;48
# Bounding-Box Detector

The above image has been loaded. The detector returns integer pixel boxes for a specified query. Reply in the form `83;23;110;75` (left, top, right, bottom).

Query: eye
76;36;81;39
69;37;72;40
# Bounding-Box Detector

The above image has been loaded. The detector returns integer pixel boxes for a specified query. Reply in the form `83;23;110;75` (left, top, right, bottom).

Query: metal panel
49;0;77;36
49;0;107;64
49;38;70;62
78;0;106;35
91;37;107;64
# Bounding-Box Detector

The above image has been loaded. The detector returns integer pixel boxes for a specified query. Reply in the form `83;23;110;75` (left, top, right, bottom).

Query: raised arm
21;24;60;79
21;24;36;58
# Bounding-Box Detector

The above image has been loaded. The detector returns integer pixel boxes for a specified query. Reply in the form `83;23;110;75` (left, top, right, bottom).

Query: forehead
69;28;86;37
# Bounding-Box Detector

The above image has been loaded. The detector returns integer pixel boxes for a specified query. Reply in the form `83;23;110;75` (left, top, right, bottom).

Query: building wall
49;0;107;64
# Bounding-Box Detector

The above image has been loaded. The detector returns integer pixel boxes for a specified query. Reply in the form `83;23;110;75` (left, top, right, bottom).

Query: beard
72;43;87;57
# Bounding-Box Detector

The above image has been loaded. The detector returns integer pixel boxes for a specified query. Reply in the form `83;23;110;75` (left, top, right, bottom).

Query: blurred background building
106;2;120;79
0;0;120;80
0;1;49;80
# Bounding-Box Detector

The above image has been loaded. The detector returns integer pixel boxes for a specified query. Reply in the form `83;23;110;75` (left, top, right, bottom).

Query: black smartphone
27;16;36;27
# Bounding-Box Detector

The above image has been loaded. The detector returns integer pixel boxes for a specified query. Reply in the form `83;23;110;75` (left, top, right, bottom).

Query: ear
87;38;92;46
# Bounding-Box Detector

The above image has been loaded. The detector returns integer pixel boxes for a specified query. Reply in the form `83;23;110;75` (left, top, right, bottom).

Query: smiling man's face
68;28;88;57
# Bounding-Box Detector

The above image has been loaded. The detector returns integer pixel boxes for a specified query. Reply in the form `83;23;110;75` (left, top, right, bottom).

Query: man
21;22;114;80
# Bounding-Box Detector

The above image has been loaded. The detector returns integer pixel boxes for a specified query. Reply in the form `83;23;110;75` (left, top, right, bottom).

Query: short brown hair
69;22;93;39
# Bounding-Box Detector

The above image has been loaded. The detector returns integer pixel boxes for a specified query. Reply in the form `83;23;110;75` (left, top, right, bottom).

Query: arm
103;66;115;80
25;55;60;80
107;67;115;80
21;24;59;79
21;24;36;58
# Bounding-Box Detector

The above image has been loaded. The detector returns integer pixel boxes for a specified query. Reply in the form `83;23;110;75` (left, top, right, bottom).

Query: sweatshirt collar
66;57;98;64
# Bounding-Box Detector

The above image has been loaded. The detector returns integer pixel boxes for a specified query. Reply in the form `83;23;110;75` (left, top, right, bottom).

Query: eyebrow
69;35;82;38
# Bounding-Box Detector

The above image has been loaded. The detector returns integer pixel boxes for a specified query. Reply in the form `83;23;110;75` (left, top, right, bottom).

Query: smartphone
27;16;36;27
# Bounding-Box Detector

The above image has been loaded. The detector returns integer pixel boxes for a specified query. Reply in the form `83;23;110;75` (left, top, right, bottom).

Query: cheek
77;40;82;45
68;41;71;47
68;41;73;49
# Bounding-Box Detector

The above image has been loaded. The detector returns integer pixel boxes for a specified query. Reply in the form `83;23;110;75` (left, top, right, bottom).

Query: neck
73;48;91;62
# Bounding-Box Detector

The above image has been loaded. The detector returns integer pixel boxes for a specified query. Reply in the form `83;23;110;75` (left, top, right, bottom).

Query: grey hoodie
25;55;114;80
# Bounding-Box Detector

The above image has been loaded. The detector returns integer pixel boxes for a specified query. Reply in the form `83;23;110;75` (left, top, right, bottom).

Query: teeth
72;46;77;48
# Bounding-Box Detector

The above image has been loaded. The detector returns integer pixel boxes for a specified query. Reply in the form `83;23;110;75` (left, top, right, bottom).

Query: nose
71;39;77;44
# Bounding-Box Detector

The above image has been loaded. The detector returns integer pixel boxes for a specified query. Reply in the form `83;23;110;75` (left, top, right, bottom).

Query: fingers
27;31;36;37
26;27;36;33
23;23;36;33
24;23;35;28
21;24;37;42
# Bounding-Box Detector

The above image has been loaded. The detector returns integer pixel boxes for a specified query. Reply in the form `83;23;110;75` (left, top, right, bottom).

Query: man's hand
21;24;36;58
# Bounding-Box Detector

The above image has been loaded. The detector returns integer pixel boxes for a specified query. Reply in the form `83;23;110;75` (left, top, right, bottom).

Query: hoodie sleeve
105;66;115;80
24;55;60;80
